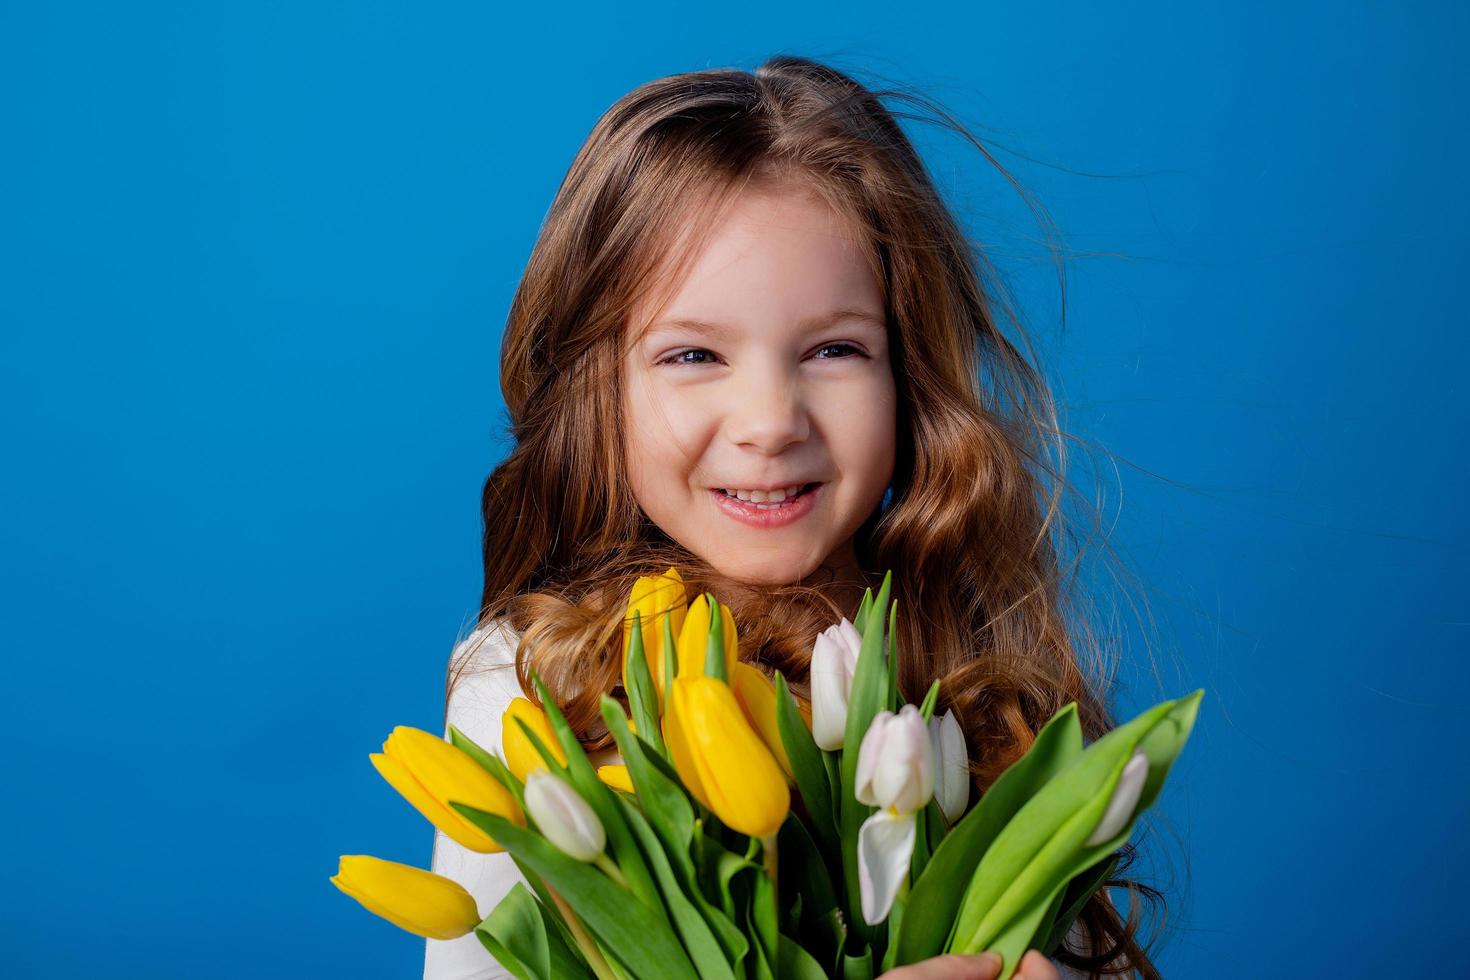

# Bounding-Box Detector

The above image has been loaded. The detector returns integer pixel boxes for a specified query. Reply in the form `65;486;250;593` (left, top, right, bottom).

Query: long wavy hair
449;53;1180;978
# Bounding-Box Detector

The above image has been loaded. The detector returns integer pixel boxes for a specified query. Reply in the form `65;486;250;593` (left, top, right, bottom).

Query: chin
707;550;822;586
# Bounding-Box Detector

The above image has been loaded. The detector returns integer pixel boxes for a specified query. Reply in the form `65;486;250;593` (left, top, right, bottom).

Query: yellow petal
677;676;789;838
502;698;567;782
663;678;713;811
331;855;480;939
675;594;738;681
623;569;689;702
596;764;634;793
377;727;524;852
731;662;793;780
370;753;497;852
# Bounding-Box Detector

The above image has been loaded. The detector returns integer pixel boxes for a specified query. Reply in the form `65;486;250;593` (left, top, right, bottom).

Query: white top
424;619;622;980
422;619;1093;980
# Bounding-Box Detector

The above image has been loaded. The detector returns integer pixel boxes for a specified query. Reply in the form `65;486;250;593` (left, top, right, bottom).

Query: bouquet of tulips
332;569;1203;979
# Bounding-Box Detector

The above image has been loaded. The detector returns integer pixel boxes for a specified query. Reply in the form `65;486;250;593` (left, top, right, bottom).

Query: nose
725;361;811;455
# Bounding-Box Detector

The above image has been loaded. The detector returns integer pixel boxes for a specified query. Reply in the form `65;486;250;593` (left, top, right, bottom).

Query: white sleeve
423;622;531;980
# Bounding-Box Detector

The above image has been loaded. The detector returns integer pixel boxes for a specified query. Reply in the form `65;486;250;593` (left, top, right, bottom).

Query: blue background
4;2;1465;976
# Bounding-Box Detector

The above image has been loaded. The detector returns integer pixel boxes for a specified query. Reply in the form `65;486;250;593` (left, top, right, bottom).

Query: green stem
762;832;779;898
593;851;628;888
546;885;619;980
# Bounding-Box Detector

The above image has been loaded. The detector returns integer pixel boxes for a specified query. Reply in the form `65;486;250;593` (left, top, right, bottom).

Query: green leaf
599;697;695;872
624;611;664;756
880;894;905;974
777;934;829;980
506;853;583;964
916;680;941;723
952;692;1204;958
715;841;757;922
892;701;1084;966
1041;852;1119;957
910;798;946;882
773;672;838;859
612;792;739;980
705;594;727;682
690;832;752;964
661;615;678;728
475;882;592;980
885;599;900;711
453;805;697;980
747;848;778;978
841;942;874;980
527;670;663;912
598;697;747;965
854;588;873;637
776;813;840;930
839;570;893;944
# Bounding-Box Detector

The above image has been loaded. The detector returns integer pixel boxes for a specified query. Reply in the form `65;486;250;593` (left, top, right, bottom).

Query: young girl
426;55;1168;980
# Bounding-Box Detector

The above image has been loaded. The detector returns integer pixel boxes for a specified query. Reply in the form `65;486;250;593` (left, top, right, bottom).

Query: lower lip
710;483;823;529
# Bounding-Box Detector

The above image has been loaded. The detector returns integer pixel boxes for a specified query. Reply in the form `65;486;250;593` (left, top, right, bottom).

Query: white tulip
854;704;934;815
928;709;970;824
523;769;606;862
1085;749;1150;846
809;617;863;750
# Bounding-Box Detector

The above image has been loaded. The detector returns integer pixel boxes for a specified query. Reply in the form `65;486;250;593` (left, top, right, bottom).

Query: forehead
632;182;883;341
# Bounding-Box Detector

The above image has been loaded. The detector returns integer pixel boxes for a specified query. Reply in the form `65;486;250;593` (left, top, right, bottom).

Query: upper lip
712;481;822;492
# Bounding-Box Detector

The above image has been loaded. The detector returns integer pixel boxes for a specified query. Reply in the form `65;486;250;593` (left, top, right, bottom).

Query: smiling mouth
712;482;822;508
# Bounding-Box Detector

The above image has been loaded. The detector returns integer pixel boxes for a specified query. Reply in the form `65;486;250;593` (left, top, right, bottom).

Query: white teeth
720;484;805;503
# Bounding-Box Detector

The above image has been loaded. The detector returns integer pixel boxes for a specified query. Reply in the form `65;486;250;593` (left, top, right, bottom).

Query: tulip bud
929;709;970;824
621;567;688;703
664;674;790;838
523;769;607;862
331;854;480;939
371;726;525;853
810;617;862;750
502;697;568;782
675;593;738;682
854;704;934;815
1085;749;1150;846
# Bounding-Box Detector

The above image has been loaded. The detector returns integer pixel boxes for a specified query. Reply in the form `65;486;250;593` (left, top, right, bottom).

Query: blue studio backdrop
3;3;1465;977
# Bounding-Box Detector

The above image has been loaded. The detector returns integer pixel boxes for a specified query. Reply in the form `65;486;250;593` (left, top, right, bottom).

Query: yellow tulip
371;726;524;853
675;593;738;682
663;674;789;838
331;854;480;939
502;697;568;782
596;764;634;793
621;567;688;702
731;661;798;781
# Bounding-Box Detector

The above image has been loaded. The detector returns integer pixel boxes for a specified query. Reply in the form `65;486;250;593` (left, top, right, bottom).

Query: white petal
811;630;853;751
931;710;970;824
853;710;893;806
1085;749;1150;846
525;770;605;861
835;616;863;664
898;705;935;813
858;809;917;925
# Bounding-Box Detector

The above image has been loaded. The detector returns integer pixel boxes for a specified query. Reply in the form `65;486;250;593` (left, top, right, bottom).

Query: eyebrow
646;308;886;338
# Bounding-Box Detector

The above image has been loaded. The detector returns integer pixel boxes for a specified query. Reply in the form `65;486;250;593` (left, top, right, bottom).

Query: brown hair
450;53;1180;977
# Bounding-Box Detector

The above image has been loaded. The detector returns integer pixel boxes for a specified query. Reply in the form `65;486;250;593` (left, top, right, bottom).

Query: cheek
622;378;703;504
825;375;897;475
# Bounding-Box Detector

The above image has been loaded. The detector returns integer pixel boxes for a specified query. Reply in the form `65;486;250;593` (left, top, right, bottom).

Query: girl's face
622;181;897;586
